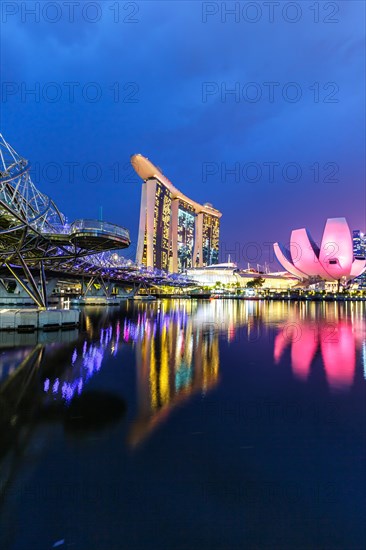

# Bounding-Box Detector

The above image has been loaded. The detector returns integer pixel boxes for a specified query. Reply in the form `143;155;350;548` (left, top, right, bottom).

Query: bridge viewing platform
42;219;130;252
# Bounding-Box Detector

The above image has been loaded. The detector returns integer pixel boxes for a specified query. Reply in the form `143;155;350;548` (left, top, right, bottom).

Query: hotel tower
131;154;222;272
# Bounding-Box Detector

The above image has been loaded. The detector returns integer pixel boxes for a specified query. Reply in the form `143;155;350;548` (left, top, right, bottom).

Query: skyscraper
352;229;366;288
131;154;222;272
353;230;366;258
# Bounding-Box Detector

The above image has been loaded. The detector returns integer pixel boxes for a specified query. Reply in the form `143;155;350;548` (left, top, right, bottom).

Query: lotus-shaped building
274;218;366;282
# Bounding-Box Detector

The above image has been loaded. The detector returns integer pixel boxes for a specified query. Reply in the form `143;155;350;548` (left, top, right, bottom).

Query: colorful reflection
274;305;365;391
43;322;121;405
0;300;365;456
129;310;220;447
39;303;224;446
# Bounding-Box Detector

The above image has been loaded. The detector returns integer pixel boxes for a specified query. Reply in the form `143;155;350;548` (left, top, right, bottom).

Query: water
0;300;365;549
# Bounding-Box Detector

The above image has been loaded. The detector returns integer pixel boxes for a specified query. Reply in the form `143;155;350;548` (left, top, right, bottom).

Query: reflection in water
125;300;276;445
274;303;365;391
63;391;126;433
0;301;365;457
43;322;121;404
320;323;356;390
0;300;365;549
130;309;220;446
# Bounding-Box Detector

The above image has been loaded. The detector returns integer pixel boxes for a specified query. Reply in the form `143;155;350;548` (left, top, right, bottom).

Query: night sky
1;1;365;267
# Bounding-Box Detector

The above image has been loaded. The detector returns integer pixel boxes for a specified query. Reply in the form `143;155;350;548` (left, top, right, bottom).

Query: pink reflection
274;319;358;391
320;323;355;391
274;331;290;364
291;325;317;380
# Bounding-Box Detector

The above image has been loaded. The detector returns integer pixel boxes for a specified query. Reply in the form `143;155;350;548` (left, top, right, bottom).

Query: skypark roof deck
131;153;222;218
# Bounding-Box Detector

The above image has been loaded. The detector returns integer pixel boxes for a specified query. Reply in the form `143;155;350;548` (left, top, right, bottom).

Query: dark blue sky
1;1;365;266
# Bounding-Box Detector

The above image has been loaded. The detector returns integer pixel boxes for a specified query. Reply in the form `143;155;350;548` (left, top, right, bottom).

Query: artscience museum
274;218;366;283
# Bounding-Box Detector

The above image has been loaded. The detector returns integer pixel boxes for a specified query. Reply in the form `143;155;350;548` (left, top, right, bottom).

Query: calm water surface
0;300;365;549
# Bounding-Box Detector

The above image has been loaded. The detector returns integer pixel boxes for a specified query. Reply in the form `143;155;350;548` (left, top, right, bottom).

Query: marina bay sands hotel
131;154;222;272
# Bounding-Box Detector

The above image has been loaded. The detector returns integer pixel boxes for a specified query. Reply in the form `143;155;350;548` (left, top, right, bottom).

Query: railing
70;219;130;241
39;220;129;239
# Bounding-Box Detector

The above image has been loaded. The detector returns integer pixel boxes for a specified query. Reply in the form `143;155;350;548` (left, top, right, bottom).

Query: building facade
186;263;299;290
353;230;366;257
352;229;366;288
131;154;222;272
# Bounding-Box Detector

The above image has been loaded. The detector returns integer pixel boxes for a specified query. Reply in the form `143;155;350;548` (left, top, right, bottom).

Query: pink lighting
290;228;329;278
320;323;356;391
291;325;318;380
274;218;366;282
274;319;358;391
319;218;353;280
273;242;306;279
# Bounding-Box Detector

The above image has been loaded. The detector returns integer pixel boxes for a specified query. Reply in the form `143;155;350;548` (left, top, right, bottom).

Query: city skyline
1;3;365;549
1;1;364;267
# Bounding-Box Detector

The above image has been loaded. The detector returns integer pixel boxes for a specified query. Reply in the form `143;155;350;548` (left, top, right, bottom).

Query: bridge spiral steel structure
0;134;132;307
0;135;193;307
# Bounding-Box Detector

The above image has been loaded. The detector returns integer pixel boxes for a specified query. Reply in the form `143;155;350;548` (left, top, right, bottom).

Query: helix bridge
0;135;193;307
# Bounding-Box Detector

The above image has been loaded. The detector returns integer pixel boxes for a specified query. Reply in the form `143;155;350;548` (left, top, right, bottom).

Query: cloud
1;0;364;265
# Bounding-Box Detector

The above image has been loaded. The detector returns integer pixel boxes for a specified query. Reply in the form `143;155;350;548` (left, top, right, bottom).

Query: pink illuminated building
274;218;366;282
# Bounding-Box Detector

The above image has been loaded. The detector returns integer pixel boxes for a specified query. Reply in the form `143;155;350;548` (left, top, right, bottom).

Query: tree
246;277;265;289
